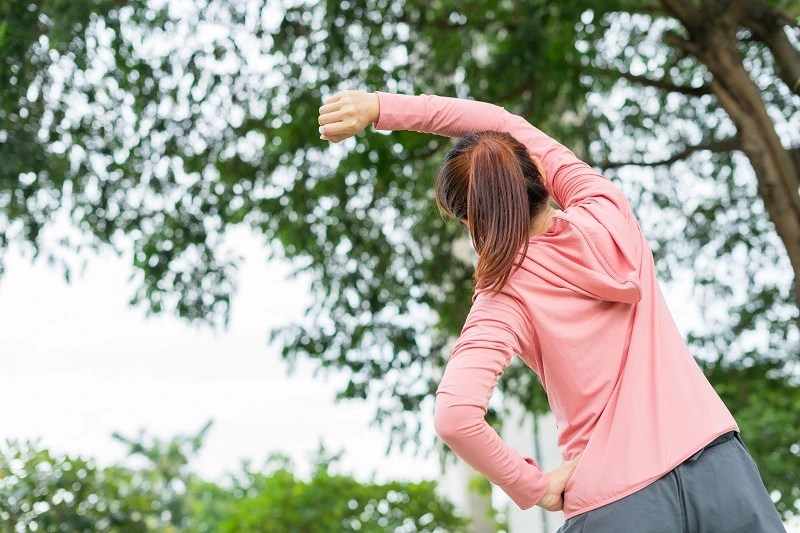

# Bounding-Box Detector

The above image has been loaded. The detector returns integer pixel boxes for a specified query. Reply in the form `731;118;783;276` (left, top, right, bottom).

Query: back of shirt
508;184;739;518
372;91;739;519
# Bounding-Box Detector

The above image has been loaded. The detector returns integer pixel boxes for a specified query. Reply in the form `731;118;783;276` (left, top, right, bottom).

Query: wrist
368;91;380;125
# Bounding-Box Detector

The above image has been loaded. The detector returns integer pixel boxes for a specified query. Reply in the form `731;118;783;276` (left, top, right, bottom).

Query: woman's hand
318;90;380;143
536;454;582;512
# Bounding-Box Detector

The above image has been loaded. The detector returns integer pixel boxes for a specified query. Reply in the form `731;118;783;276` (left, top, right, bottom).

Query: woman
317;90;786;532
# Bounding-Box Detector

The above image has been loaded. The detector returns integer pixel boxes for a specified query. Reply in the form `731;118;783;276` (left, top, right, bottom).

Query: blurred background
1;0;799;531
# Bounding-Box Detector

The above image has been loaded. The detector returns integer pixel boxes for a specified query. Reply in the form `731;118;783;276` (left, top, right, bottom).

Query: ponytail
467;137;531;294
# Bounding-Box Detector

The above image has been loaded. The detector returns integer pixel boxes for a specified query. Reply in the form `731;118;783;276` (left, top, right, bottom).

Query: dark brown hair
435;131;549;294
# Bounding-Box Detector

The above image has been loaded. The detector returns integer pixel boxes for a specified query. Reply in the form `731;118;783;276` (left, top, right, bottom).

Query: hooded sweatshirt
371;91;738;520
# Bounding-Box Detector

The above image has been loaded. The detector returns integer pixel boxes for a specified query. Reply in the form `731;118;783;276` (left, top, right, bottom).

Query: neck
529;205;554;237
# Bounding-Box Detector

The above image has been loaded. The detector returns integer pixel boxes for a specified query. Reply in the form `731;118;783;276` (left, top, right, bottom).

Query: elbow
433;406;457;442
433;395;481;443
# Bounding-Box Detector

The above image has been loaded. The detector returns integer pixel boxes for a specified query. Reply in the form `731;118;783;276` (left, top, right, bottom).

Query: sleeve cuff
496;455;550;510
371;91;427;131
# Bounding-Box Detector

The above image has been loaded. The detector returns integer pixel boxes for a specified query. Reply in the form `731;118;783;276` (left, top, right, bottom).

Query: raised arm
372;91;627;212
318;89;630;212
318;90;644;295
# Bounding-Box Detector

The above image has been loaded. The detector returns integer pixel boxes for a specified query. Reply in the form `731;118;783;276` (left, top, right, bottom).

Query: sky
0;224;442;486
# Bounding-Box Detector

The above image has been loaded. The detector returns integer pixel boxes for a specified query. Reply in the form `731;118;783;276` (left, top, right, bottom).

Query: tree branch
664;30;703;56
589;65;711;96
717;0;751;27
746;0;800;32
629;4;674;18
791;146;800;174
661;0;700;29
596;135;740;170
745;0;800;96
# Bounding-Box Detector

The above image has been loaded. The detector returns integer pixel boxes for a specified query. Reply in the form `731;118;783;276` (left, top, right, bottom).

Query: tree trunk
664;0;800;315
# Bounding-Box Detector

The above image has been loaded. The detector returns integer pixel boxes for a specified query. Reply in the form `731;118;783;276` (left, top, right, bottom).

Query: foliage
0;424;467;532
0;424;201;532
190;452;469;532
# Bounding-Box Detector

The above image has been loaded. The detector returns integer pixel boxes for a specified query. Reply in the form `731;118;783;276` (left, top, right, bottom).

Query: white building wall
434;451;496;533
500;396;565;533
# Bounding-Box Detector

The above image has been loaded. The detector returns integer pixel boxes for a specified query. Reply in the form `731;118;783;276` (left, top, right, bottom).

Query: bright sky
0;224;442;486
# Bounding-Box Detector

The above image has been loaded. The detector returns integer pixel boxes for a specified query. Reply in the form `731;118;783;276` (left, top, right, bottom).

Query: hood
515;207;643;305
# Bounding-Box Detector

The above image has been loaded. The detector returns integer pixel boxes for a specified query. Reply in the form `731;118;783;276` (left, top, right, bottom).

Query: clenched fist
318;90;380;143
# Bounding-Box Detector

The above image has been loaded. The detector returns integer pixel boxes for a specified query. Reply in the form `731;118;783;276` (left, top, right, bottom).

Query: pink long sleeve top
371;91;739;519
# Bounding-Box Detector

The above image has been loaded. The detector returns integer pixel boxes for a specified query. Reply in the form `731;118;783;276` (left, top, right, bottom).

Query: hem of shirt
561;424;740;520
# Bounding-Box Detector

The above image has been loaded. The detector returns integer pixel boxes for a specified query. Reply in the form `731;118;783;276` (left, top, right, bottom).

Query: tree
0;422;209;532
1;0;798;517
0;425;467;532
189;442;470;532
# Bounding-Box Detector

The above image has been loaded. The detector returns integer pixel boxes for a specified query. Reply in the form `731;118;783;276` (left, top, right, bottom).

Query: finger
323;92;343;106
320;132;346;143
319;101;342;116
319;120;353;138
319;108;348;126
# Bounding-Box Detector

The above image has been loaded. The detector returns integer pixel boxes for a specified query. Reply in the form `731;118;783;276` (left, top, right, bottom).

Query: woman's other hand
318;90;379;143
536;454;582;512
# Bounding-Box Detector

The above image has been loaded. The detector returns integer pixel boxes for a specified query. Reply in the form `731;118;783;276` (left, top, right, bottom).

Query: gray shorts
558;431;786;532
